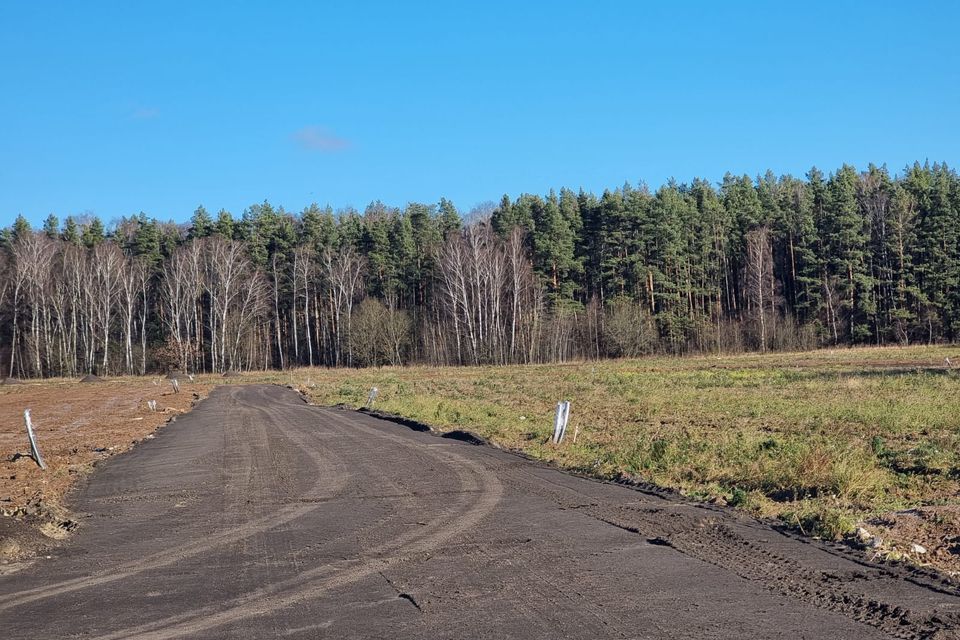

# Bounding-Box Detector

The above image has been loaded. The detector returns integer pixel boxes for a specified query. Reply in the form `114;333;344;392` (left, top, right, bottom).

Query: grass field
271;346;960;568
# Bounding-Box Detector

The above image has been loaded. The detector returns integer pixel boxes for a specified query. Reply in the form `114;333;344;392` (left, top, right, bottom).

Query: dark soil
79;375;102;383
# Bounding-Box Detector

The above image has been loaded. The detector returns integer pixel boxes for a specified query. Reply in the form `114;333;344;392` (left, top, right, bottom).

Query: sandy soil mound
79;374;102;383
1;377;22;385
222;371;242;378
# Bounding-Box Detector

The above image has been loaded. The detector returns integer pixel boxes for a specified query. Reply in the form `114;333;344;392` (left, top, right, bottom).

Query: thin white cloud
130;107;160;120
292;126;351;152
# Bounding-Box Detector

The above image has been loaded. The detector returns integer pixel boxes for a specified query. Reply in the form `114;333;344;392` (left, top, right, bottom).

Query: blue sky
2;1;958;227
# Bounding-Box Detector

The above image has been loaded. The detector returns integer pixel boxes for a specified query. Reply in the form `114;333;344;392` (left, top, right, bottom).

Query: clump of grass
782;504;860;539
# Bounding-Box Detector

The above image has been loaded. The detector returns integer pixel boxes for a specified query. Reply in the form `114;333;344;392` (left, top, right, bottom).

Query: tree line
1;161;958;377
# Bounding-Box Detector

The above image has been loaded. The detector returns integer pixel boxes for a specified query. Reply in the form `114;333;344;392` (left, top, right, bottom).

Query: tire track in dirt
95;431;503;639
0;385;458;612
0;385;501;639
325;409;700;639
469;539;639;639
4;385;954;639
313;397;943;639
477;450;960;639
0;386;353;611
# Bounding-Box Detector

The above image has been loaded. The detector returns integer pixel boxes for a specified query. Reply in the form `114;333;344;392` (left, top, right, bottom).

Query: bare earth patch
858;506;960;578
0;377;210;569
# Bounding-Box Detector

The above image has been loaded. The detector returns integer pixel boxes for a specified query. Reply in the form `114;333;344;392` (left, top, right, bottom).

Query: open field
3;345;960;578
269;346;960;575
2;385;958;639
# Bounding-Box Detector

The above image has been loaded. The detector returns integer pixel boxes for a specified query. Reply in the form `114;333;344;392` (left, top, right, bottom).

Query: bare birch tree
203;237;252;372
322;247;364;366
745;225;775;352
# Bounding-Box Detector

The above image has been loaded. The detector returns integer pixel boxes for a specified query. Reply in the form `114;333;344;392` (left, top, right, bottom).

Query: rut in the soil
490;461;960;640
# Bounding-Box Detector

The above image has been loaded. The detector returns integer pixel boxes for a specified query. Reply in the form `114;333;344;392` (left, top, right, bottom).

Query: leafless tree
383;296;412;366
120;257;150;374
293;246;316;367
438;223;539;365
161;243;201;372
91;243;125;372
227;268;269;370
322;246;364;366
6;240;27;376
271;253;285;370
745;225;775;352
12;233;56;375
203;237;254;372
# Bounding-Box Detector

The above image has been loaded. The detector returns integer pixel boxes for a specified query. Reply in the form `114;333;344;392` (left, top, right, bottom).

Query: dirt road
0;385;958;639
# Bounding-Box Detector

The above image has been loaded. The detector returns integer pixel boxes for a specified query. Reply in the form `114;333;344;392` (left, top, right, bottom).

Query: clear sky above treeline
2;1;958;227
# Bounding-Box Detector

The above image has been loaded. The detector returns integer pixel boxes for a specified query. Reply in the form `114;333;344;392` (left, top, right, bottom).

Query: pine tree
12;214;30;242
389;213;417;305
857;165;896;342
337;209;364;250
595;187;631;299
690;178;731;318
530;191;579;301
886;184;920;342
239;200;281;268
82;217;106;248
721;174;763;311
406;202;442;307
189;205;214;240
491;195;516;235
131;213;162;267
491;194;535;237
824;165;874;342
558;188;585;295
42;214;60;239
777;176;821;324
576;190;602;301
437;197;461;236
214;209;235;238
300;203;338;252
903;162;960;340
360;202;394;298
62;216;81;245
649;183;695;348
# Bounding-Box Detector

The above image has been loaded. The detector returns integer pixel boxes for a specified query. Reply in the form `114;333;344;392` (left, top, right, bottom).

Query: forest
0;161;958;377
